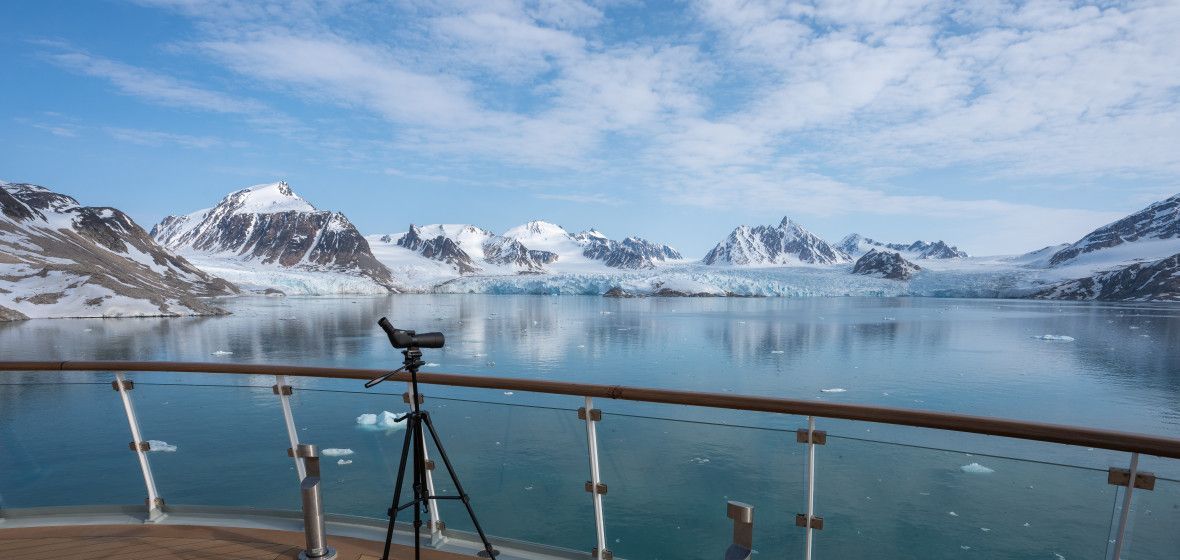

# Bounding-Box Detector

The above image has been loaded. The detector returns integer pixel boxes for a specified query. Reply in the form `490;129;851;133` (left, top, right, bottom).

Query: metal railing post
581;396;610;559
274;375;307;481
113;372;164;521
796;416;825;560
407;381;444;545
293;443;336;560
724;501;753;560
1110;452;1143;560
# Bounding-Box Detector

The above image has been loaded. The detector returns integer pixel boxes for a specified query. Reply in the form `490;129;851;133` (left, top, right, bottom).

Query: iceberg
211;350;233;356
960;462;995;474
337;459;353;465
321;448;354;457
147;440;177;452
821;388;847;393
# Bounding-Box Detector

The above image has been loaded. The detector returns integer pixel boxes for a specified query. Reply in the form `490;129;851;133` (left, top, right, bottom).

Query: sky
2;0;1179;257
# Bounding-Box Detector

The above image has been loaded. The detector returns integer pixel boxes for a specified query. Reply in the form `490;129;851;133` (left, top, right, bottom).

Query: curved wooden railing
2;360;1179;459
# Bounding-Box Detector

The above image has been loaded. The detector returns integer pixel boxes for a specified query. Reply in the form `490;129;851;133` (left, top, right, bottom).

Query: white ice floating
147;440;177;452
356;411;407;430
337;459;353;465
211;350;234;356
321;448;354;457
1032;335;1075;341
821;388;847;393
960;462;995;474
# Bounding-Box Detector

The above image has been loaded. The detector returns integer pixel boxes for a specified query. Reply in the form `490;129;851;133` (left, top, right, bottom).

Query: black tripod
366;319;498;560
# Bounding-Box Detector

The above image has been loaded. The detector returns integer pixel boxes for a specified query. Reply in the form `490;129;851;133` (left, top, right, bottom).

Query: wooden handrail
2;360;1180;459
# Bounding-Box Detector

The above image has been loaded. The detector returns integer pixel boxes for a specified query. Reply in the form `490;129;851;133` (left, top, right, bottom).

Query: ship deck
0;523;467;560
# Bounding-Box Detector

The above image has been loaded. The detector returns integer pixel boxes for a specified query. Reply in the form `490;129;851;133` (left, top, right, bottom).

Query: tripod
367;345;498;560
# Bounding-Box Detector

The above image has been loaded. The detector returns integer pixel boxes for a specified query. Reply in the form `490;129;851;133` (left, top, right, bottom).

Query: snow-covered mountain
1048;193;1180;268
502;221;682;269
703;217;850;266
851;249;921;280
839;234;967;259
1;182;237;319
387;224;556;274
152;182;397;294
1032;252;1180;301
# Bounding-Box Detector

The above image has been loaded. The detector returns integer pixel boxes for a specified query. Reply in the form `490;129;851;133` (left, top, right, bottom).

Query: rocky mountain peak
852;249;921;280
703;218;850;266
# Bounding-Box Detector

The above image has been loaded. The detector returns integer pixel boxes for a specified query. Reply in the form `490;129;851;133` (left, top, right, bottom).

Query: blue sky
2;0;1179;257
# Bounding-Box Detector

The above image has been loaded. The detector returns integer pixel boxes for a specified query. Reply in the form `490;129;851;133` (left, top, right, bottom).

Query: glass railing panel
0;382;145;508
815;433;1119;560
1120;475;1180;559
595;410;806;560
290;387;590;551
130;382;299;510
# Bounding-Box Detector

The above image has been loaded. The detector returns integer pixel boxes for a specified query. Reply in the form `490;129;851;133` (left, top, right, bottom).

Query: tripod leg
413;415;424;560
422;412;498;557
382;415;416;560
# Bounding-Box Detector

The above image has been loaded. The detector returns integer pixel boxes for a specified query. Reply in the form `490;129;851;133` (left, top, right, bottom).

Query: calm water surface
2;295;1178;559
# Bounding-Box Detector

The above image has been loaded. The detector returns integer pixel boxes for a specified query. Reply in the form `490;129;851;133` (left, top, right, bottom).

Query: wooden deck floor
0;523;472;560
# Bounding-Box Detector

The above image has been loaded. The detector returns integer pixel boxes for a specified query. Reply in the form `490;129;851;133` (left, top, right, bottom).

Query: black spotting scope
377;317;445;349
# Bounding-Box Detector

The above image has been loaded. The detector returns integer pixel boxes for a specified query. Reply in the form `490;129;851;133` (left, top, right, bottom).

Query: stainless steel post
295;443;336;560
114;372;164;521
1110;452;1140;560
275;375;307;482
583;396;610;559
805;416;817;560
724;501;753;560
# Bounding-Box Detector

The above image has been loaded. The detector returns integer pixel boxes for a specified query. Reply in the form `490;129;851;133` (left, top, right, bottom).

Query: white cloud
105;127;226;149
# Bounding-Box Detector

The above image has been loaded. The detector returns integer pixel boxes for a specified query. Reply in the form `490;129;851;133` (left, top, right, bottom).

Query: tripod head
364;317;444;390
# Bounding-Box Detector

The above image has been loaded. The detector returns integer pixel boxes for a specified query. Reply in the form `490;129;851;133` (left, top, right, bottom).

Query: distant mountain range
5;178;1180;319
1;181;236;319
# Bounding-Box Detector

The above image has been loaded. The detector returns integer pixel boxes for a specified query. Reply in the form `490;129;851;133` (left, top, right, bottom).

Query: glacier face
152;182;397;294
704;217;850;265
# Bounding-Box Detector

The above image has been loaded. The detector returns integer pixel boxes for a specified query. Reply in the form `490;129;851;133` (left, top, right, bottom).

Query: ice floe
211;350;234;356
821;388;847;393
147;440;177;452
1031;335;1075;341
337;459;353;465
960;462;995;474
356;411;406;429
321;448;354;457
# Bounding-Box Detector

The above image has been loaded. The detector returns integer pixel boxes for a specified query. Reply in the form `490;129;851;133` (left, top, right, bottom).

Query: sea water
1;295;1178;559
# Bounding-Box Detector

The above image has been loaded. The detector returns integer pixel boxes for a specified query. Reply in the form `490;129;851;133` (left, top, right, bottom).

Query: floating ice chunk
770;350;784;354
503;391;514;396
1053;554;1065;560
948;511;958;517
960;462;994;474
424;362;440;367
147;440;177;452
524;485;534;491
689;457;710;464
960;546;971;550
211;350;234;356
357;411;406;429
980;527;990;532
321;448;354;457
1031;335;1075;341
337;459;353;465
821;388;847;393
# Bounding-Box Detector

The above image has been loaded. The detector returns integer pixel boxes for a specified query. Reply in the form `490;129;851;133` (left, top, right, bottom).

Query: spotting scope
377;317;445;349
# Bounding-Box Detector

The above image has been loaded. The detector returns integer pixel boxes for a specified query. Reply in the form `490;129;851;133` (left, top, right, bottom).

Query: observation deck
1;360;1178;559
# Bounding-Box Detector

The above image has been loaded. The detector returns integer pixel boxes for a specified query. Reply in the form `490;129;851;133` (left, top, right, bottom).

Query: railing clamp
272;384;293;396
796;429;827;445
129;441;151;452
424;459;436;471
585;481;608;495
578;407;602;421
1108;467;1156;491
592;546;613;559
795;513;824;530
403;391;424;405
112;379;134;391
725;501;753;560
